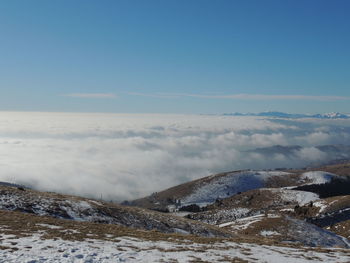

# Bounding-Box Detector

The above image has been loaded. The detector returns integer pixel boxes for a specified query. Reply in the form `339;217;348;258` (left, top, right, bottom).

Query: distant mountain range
223;111;350;119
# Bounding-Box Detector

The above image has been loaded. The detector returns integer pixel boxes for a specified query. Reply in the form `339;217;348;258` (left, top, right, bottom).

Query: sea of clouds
0;112;350;201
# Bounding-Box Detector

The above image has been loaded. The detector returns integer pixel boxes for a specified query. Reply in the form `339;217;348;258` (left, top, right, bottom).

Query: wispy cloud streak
129;93;350;101
64;93;117;99
127;92;181;99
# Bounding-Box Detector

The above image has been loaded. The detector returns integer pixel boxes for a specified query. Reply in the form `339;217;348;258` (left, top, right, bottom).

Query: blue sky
0;0;349;114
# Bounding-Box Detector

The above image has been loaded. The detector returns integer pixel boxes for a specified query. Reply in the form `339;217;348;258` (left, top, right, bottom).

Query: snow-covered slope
181;170;340;206
2;232;350;263
217;213;350;248
2;208;348;263
181;171;290;206
273;189;320;206
187;187;321;226
130;167;345;212
285;217;350;248
0;185;230;237
300;171;337;185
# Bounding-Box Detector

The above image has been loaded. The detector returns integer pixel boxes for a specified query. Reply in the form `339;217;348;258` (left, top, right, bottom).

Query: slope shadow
292;177;350;198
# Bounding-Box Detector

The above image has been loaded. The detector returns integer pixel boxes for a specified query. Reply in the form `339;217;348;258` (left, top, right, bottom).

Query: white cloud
127;92;180;99
129;92;350;101
184;94;350;101
0;112;349;201
296;147;328;162
63;93;117;98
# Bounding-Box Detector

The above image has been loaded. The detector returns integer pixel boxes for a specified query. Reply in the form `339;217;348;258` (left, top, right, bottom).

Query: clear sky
0;0;349;114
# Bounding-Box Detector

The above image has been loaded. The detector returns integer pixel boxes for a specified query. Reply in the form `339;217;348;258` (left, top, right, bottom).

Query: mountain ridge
223;111;350;119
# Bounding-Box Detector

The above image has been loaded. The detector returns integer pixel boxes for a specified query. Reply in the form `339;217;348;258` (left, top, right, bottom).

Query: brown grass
0;209;232;244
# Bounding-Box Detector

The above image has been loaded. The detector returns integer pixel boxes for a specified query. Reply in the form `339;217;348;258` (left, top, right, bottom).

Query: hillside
126;162;350;248
0;184;230;238
1;162;350;262
127;163;350;211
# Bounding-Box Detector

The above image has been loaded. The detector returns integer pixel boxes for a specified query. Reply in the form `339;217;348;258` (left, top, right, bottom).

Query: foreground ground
0;210;349;263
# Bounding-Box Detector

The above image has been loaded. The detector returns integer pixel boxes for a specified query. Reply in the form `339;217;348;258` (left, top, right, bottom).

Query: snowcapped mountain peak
313;112;350;119
223;112;350;119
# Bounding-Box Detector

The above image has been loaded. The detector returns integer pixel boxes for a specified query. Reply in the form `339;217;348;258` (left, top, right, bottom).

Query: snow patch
301;171;336;185
223;214;266;230
173;228;190;235
312;200;328;214
261;230;281;236
36;224;62;230
277;189;319;206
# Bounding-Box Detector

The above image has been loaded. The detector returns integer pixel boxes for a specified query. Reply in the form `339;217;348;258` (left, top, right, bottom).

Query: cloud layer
0;112;349;201
128;93;350;101
63;93;117;98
